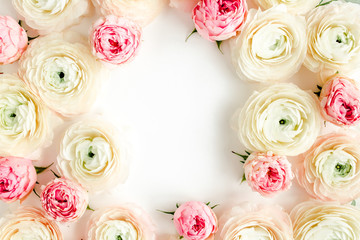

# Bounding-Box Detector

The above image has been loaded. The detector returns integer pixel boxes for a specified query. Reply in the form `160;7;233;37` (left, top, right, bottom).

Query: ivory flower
254;0;318;15
231;7;306;83
18;32;104;117
57;120;128;193
12;0;89;35
296;133;360;203
235;84;321;156
170;0;200;12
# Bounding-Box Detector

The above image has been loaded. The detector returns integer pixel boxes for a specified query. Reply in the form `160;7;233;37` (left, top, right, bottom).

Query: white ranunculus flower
254;0;318;15
291;201;360;240
305;1;360;74
0;74;52;157
231;7;307;83
12;0;89;35
18;32;104;117
235;83;321;156
57;120;128;193
0;207;63;240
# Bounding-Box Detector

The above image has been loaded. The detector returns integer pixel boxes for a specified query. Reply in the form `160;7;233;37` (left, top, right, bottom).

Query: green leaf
33;189;40;198
50;170;61;178
216;41;223;54
179;236;184;239
205;201;210;206
211;204;219;209
35;163;54;174
185;28;197;42
241;173;246;183
176;203;180;208
157;209;175;215
28;35;39;42
232;151;250;162
316;0;336;7
18;20;23;26
351;200;357;206
87;205;95;211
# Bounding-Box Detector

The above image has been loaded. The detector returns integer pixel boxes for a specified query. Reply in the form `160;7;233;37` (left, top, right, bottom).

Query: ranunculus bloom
192;0;248;41
296;133;360;204
0;156;36;203
291;201;360;239
90;15;142;65
254;0;318;15
319;75;360;126
174;201;218;240
41;178;88;222
244;152;293;197
0;207;63;239
0;16;27;65
170;0;200;12
87;205;155;240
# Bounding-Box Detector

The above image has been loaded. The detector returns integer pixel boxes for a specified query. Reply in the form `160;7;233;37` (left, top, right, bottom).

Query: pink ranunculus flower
0;16;27;65
0;156;36;203
174;201;218;240
244;152;294;197
90;15;142;65
41;178;88;222
319;75;360;126
192;0;248;41
170;0;200;12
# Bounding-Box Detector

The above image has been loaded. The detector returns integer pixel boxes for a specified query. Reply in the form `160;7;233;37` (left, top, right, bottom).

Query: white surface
0;1;326;239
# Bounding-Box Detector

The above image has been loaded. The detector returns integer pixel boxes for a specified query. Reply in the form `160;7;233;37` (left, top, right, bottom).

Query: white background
0;1;340;239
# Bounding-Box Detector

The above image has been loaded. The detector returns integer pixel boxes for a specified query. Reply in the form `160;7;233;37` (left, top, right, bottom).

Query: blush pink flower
174;201;218;240
0;16;28;65
192;0;247;41
41;178;88;222
244;152;293;197
319;75;360;126
0;156;36;203
90;15;142;65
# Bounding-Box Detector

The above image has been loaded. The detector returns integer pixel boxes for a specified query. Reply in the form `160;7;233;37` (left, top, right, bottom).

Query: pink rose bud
0;16;28;65
192;0;248;41
319;75;360;126
244;152;294;197
174;201;218;240
0;156;36;203
90;15;142;65
41;178;88;222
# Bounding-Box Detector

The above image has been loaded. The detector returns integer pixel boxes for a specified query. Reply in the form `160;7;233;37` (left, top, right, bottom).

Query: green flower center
117;235;123;240
9;113;16;118
58;72;65;82
279;119;286;125
335;163;352;177
88;146;95;158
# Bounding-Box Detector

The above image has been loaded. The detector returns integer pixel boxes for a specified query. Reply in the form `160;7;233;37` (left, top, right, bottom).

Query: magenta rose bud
41;178;88;222
244;152;294;197
0;16;28;65
319;75;360;126
0;156;36;203
192;0;248;41
174;201;218;240
90;15;142;65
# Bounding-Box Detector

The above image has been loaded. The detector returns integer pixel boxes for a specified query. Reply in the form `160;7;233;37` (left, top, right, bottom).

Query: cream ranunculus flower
57;120;128;193
0;74;52;157
219;203;293;240
18;32;104;117
0;206;63;240
254;0;318;15
231;7;307;83
12;0;89;35
291;201;360;240
235;83;321;156
305;1;360;74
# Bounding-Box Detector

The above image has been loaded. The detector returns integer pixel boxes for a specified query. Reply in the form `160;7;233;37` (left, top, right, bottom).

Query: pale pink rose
319;75;360;126
0;16;27;65
192;0;248;41
174;201;218;240
170;0;200;12
41;178;88;222
244;152;293;197
0;156;36;203
90;15;142;65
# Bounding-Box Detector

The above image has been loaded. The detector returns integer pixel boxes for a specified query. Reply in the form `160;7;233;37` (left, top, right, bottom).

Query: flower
0;16;27;65
296;133;360;204
91;0;166;26
41;178;88;222
244;152;293;197
220;203;293;239
0;74;52;157
192;0;248;41
90;15;142;65
231;7;306;83
18;32;104;117
12;0;89;35
235;83;321;156
57;120;128;193
170;0;200;12
87;204;155;240
319;75;360;126
291;201;360;239
0;206;63;239
0;156;36;203
305;1;360;73
254;0;318;15
174;201;218;240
